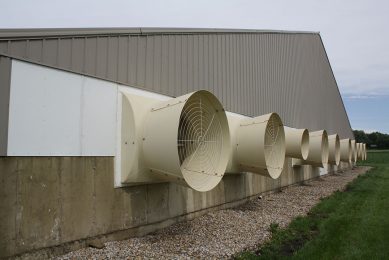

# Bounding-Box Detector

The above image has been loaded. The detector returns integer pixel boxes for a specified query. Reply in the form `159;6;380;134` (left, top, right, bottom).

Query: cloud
353;128;378;134
364;129;379;134
343;94;389;99
336;65;389;97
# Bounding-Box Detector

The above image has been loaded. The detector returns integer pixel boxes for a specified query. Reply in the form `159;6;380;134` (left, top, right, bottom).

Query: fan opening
301;130;309;160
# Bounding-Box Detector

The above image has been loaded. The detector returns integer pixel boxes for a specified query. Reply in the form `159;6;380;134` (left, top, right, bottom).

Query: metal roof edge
138;27;319;35
0;27;319;39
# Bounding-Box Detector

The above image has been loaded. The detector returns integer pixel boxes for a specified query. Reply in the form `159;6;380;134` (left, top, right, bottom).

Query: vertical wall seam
116;37;120;81
70;37;73;70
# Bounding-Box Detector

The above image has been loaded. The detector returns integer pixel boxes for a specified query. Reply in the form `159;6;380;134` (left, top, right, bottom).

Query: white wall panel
7;60;117;156
81;77;117;155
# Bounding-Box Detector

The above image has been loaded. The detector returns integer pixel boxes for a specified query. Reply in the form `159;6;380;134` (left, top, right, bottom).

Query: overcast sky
1;0;389;133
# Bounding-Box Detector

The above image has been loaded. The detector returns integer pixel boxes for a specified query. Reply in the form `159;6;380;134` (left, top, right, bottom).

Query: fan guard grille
264;114;285;178
177;94;224;177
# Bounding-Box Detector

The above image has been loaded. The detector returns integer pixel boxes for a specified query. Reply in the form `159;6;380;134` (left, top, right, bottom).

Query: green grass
359;151;389;165
236;151;389;260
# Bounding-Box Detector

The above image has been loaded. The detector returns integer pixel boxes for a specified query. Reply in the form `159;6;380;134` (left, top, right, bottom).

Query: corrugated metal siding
0;31;353;138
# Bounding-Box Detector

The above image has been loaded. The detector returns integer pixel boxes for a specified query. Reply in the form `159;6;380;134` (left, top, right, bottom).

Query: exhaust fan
328;134;340;165
293;130;329;168
339;138;352;163
363;143;367;160
284;127;309;160
360;143;365;161
357;143;362;160
226;113;286;179
359;143;367;161
120;90;230;192
351;140;357;163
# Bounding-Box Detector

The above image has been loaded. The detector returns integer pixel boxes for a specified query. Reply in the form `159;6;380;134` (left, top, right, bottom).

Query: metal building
0;28;353;258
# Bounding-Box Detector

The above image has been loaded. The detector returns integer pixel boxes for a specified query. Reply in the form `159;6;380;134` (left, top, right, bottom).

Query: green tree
353;130;389;149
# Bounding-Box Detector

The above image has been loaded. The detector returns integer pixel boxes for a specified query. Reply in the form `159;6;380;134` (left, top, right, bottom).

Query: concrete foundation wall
0;157;351;258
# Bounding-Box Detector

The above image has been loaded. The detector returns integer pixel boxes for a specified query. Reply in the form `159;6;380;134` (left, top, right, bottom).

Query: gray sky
2;0;389;131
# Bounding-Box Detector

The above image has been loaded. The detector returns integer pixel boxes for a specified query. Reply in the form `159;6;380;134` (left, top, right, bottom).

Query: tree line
353;130;389;149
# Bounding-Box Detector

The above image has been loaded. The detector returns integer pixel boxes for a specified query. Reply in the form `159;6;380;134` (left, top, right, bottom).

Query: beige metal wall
0;28;353;138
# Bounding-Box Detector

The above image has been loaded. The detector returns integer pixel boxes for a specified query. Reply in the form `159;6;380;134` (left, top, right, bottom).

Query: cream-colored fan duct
284;127;309;160
363;143;367;161
120;90;230;192
339;138;352;163
328;134;340;165
293;130;329;167
226;113;286;179
361;143;364;160
356;143;359;160
351;140;357;163
357;143;363;160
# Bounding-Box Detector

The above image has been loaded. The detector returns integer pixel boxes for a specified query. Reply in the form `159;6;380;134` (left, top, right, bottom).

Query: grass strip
236;151;389;259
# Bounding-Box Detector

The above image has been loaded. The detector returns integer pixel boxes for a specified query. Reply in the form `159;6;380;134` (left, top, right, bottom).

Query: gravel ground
57;166;370;260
